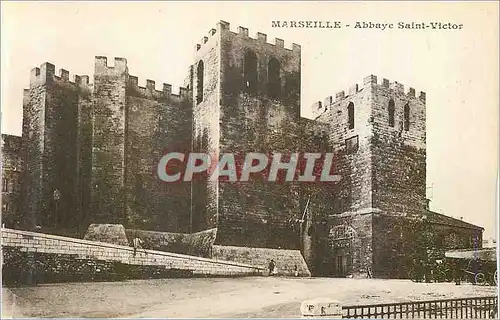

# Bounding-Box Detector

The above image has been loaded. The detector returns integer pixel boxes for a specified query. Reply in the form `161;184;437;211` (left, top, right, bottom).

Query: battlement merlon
312;101;324;111
257;32;267;42
30;62;54;86
74;75;90;87
95;56;128;76
336;91;345;101
59;69;69;81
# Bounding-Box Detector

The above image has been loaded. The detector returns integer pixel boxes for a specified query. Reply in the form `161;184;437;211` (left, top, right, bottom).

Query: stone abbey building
1;21;483;278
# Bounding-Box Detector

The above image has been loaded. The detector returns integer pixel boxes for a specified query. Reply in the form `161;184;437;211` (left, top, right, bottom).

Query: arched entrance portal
328;224;357;277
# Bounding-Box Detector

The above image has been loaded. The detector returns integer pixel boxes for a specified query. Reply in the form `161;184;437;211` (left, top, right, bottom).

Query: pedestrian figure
132;236;146;257
294;265;299;277
367;266;372;279
268;259;276;276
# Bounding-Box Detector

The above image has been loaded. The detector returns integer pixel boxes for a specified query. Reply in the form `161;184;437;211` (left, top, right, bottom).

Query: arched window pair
243;50;281;97
388;99;410;131
198;52;282;101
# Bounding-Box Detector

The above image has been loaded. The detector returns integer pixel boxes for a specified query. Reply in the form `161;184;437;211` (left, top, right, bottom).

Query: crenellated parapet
29;62;91;92
362;75;426;102
74;75;90;87
195;20;301;55
311;75;426;118
217;20;301;53
194;24;220;53
30;62;54;86
127;75;190;102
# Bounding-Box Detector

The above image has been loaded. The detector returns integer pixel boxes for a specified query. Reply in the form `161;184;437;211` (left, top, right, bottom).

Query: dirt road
2;277;497;318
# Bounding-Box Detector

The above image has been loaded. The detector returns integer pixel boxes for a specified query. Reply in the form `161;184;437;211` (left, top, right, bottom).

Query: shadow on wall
125;228;217;258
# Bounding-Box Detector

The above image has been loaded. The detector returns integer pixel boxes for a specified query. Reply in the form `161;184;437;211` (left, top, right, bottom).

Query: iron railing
343;296;498;319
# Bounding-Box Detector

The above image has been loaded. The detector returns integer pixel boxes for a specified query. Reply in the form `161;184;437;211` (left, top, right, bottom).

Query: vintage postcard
1;1;498;318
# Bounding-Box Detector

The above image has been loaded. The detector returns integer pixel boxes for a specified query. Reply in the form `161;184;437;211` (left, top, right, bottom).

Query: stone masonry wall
21;63;91;232
214;22;334;250
311;76;428;278
212;244;311;277
314;213;373;277
309;78;378;276
191;25;221;232
21;66;48;229
44;70;90;232
75;80;93;230
39;75;78;229
90;57;128;225
370;77;427;215
125;76;191;232
372;213;422;279
1;228;263;277
125;228;217;258
90;56;193;232
215;105;332;250
1;134;22;227
22;56;192;235
372;213;483;279
315;79;373;214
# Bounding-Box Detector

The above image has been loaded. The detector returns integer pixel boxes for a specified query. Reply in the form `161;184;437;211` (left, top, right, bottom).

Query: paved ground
2;277;497;318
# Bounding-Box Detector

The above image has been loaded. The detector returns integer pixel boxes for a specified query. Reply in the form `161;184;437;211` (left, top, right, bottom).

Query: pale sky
1;2;498;238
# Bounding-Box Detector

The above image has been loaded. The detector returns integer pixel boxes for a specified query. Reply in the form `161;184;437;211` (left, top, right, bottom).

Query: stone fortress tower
2;20;483;278
311;75;430;277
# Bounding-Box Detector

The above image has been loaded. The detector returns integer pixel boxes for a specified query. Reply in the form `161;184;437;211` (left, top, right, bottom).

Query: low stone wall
125;228;216;258
2;247;194;285
84;224;129;246
1;228;263;283
212;245;311;277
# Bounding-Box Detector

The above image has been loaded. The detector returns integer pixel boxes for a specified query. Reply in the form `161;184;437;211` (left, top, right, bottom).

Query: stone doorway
334;254;346;276
327;224;357;277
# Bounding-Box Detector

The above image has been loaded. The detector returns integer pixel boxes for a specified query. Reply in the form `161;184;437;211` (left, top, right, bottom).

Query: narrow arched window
267;57;281;98
388;99;395;127
196;60;204;104
404;103;410;131
348;102;354;129
243;50;258;94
